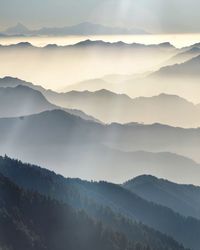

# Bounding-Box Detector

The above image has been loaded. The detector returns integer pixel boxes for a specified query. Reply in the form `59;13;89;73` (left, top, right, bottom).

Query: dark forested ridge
0;173;155;250
0;156;194;250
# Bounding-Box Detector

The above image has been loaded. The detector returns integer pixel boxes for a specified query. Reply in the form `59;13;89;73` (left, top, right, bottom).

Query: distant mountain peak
158;42;175;48
94;89;131;98
2;21;149;36
12;42;33;47
125;175;158;185
74;39;109;47
156;93;185;100
15;22;28;29
4;22;31;35
134;93;192;104
44;44;59;49
94;88;116;95
1;76;21;81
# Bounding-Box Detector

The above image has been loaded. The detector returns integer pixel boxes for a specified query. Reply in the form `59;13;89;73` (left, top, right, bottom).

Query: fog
2;34;200;47
0;42;176;90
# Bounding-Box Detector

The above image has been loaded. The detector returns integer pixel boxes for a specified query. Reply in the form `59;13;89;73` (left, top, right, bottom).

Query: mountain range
1;22;200;250
0;107;200;184
1;170;160;250
1;76;200;127
0;40;177;87
1;39;200;103
165;47;200;65
87;53;200;103
1;22;148;36
0;156;198;250
0;39;176;50
42;89;200;128
152;54;200;78
0;83;99;122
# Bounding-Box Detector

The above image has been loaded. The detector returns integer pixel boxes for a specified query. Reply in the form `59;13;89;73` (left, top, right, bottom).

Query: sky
0;0;200;33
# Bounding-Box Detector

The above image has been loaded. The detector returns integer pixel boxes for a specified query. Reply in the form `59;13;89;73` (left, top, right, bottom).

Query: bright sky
0;0;200;33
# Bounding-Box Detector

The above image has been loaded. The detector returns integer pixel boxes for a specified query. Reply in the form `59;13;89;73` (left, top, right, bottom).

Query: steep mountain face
166;47;200;66
0;173;153;250
124;175;200;219
153;55;200;78
0;85;56;117
0;156;192;250
0;110;200;184
0;81;99;122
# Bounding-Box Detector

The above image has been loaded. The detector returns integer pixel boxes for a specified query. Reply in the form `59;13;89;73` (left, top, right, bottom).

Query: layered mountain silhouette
0;40;176;50
1;172;162;250
2;76;200;127
0;109;200;184
0;40;177;87
153;54;200;78
3;22;31;35
70;40;175;50
2;22;148;36
0;156;196;250
0;82;98;122
106;53;200;102
43;89;200;127
1;21;200;250
124;175;200;219
0;85;56;117
166;47;200;65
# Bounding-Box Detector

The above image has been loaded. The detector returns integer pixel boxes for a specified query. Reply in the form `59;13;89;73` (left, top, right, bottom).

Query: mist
0;40;176;90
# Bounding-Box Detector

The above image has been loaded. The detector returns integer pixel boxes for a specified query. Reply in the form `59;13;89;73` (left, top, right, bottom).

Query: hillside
124;175;200;219
0;156;192;250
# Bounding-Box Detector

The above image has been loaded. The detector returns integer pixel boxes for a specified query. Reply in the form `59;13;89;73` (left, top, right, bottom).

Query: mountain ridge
0;109;200;184
124;175;200;219
0;156;188;250
2;22;149;36
0;83;99;122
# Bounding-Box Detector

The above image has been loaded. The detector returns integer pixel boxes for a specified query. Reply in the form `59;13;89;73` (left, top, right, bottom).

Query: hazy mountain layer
124;175;200;219
0;83;99;122
0;85;56;117
0;40;177;88
0;110;200;184
2;22;148;36
153;55;200;78
1;40;200;103
165;47;200;66
44;89;200;127
2;76;200;127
